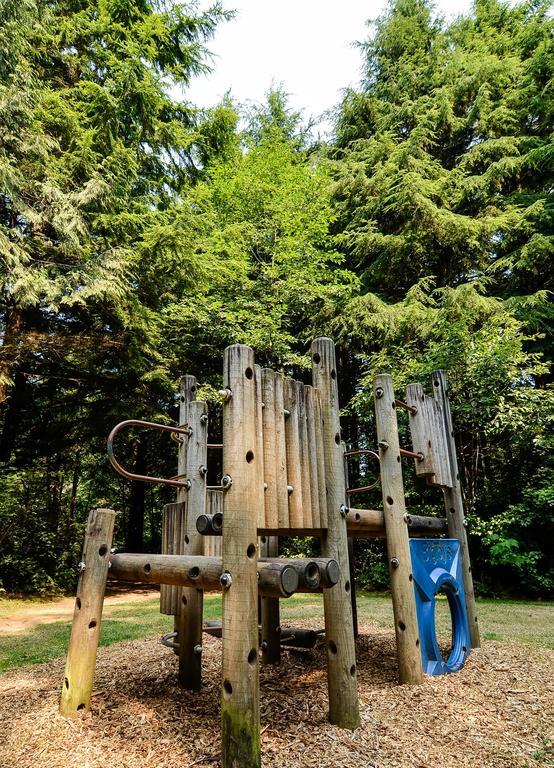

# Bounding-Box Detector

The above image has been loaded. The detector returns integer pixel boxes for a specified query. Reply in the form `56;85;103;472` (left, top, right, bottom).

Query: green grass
0;593;552;675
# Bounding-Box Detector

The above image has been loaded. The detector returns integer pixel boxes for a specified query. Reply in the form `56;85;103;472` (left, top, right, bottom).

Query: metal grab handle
107;419;192;488
344;448;381;493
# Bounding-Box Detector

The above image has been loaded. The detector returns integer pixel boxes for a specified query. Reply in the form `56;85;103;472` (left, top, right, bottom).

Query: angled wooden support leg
221;344;261;768
60;508;115;715
432;370;481;648
374;375;423;685
177;375;208;690
312;338;360;730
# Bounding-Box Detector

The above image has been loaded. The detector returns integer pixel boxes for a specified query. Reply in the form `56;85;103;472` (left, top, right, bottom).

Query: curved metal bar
107;419;192;488
344;448;381;493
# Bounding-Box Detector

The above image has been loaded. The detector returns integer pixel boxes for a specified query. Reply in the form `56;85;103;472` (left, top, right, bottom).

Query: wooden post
261;536;281;665
176;376;208;690
221;345;261;768
60;508;115;715
374;375;423;684
343;442;358;639
432;370;481;647
311;338;359;730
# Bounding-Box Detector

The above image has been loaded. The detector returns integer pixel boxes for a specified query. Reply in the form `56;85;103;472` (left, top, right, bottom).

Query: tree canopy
0;0;552;597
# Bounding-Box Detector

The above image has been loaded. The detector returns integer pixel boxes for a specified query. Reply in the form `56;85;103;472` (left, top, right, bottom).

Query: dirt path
0;587;158;635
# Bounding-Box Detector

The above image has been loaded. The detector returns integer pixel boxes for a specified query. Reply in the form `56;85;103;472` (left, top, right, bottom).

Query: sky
186;0;473;136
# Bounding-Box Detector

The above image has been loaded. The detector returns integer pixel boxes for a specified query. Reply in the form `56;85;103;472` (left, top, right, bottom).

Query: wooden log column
60;508;115;715
311;337;359;730
374;375;423;684
432;370;481;648
176;376;208;690
260;535;281;665
221;344;261;768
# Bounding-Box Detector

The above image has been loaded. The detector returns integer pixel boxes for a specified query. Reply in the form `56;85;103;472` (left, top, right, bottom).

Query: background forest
0;0;552;597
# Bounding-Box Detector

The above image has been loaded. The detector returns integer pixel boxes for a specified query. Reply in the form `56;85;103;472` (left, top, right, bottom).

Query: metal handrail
107;419;192;488
344;448;381;493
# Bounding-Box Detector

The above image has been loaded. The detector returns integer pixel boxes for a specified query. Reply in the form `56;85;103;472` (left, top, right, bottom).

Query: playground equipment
60;338;480;768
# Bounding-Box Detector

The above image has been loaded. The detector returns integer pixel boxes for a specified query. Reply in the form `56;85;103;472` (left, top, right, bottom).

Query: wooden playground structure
60;338;480;767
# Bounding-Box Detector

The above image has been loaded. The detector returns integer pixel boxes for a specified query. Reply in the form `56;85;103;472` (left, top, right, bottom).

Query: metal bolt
200;413;209;425
219;388;232;402
463;519;468;528
199;465;208;477
287;484;293;495
221;474;232;489
184;479;192;491
375;387;384;399
220;572;233;589
390;558;400;569
193;644;202;656
403;514;412;524
261;641;268;651
283;408;291;418
110;547;117;554
340;504;349;517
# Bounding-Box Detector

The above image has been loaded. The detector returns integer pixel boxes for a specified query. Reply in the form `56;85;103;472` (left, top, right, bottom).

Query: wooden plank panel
304;385;321;528
297;380;312;528
261;369;278;529
283;377;304;528
274;372;289;529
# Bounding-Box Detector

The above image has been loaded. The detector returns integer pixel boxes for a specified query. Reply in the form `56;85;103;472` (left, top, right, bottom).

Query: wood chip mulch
0;624;552;768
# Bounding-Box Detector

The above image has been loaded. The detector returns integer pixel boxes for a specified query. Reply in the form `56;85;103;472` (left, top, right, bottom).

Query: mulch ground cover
0;623;552;768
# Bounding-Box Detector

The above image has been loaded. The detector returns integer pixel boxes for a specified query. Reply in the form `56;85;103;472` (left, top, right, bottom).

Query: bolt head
220;572;232;588
375;386;384;399
77;561;86;573
390;557;400;569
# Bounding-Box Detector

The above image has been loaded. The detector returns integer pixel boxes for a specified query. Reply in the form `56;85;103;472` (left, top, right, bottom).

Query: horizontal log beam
108;554;298;598
346;508;448;536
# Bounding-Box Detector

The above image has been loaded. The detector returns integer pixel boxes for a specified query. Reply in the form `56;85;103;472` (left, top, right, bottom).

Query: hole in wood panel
191;386;196;393
409;573;413;582
246;543;256;559
98;545;107;557
313;353;321;364
350;664;356;677
76;598;81;610
77;703;86;711
182;596;188;606
247;648;257;665
344;581;351;593
184;535;190;545
386;496;394;505
334;433;341;445
328;640;338;655
64;677;69;689
245;367;253;379
88;620;97;630
190;567;200;578
330;369;336;379
223;679;233;697
398;621;406;632
245;450;254;463
416;638;420;647
397;455;401;462
144;563;151;574
355;513;360;521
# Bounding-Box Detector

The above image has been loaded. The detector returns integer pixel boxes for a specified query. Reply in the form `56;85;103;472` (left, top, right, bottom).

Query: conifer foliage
0;0;552;595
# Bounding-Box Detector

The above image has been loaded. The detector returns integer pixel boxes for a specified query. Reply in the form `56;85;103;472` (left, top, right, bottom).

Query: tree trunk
0;305;24;412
